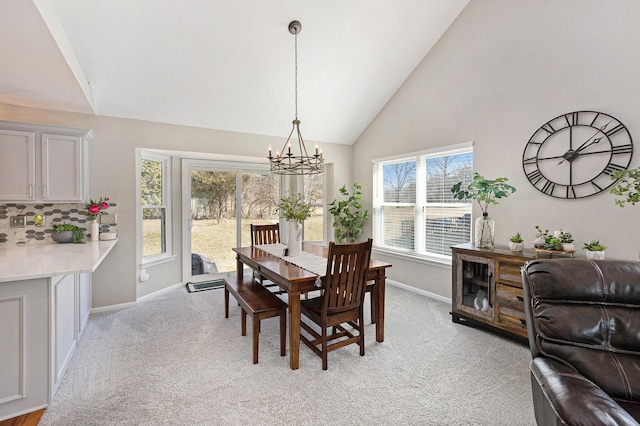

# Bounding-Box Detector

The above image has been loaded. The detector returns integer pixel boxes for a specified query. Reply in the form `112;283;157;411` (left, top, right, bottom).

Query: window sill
142;254;177;268
372;246;452;269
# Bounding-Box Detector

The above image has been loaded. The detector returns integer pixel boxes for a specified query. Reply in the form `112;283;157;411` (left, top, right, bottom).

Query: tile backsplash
0;202;118;245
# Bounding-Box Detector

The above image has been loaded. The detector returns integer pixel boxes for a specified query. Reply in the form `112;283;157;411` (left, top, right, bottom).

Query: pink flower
86;196;110;219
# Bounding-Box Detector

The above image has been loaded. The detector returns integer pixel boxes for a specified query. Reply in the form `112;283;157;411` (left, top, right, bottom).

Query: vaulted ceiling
0;0;469;145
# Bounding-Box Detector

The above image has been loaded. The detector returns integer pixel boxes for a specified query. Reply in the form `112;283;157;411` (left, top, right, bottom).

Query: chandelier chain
294;33;298;120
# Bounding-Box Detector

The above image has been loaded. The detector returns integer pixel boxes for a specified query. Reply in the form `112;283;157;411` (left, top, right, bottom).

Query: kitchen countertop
0;240;118;282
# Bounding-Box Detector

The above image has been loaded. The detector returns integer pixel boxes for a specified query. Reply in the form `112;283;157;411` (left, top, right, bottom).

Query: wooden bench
224;276;287;364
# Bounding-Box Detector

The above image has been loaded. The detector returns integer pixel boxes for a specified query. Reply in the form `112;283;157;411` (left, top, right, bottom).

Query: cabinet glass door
456;254;494;320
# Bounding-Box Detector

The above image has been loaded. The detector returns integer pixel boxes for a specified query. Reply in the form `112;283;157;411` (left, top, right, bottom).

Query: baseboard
137;282;184;303
89;280;449;314
90;301;137;314
388;279;452;304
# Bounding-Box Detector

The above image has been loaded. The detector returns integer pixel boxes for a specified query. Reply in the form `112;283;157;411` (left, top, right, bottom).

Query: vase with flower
86;196;110;241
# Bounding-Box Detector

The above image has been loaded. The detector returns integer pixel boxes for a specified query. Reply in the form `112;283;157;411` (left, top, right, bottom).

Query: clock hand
575;137;602;154
557;121;611;165
573;120;611;152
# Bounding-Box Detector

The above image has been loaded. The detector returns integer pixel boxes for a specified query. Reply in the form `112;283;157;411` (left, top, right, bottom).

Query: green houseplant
276;192;314;223
583;239;606;260
328;183;369;244
558;231;575;251
508;232;524;251
276;192;314;256
52;223;85;244
610;167;640;207
451;173;516;248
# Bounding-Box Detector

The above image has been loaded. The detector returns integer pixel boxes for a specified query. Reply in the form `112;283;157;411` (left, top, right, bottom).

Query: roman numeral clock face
523;111;633;198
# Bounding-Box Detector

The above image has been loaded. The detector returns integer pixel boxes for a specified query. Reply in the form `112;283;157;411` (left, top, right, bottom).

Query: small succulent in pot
558;231;575;251
52;223;85;244
583;239;606;260
508;232;524;251
533;226;548;248
542;236;562;251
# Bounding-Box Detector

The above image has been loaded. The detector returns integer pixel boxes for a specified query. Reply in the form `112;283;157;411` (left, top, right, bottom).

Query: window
373;144;473;260
299;173;324;242
141;151;172;263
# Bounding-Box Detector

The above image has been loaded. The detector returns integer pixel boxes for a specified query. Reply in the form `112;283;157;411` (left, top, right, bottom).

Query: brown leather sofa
522;258;640;426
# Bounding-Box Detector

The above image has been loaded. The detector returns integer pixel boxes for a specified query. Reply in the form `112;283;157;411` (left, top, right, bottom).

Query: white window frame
372;142;473;265
140;151;174;267
297;173;326;243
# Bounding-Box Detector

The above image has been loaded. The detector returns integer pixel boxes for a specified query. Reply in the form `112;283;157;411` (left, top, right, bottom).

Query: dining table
232;241;392;370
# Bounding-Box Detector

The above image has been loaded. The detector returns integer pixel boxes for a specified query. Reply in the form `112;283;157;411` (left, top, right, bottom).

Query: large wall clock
522;110;633;198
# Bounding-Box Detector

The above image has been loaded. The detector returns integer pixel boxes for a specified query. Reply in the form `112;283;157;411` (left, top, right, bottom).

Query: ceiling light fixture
268;20;324;176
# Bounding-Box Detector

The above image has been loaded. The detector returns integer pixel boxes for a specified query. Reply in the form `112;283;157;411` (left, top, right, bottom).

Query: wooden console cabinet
451;243;538;340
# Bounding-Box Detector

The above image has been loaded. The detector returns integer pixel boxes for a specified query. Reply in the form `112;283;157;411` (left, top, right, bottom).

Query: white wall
353;0;640;298
0;103;352;307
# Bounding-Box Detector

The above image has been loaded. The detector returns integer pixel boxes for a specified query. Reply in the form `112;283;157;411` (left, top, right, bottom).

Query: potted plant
543;236;562;251
52;223;85;244
533;226;548;248
583;239;606;260
86;196;110;241
328;182;369;244
610;166;640;207
474;289;489;312
276;192;314;256
451;173;516;248
558;231;575;252
508;232;524;251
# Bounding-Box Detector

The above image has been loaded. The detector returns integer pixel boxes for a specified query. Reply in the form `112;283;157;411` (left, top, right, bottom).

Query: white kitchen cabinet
0;120;94;202
51;275;77;398
0;128;35;200
0;273;93;421
0;278;49;421
77;272;92;339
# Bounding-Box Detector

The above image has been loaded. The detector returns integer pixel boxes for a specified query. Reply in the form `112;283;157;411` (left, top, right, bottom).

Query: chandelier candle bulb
268;145;272;157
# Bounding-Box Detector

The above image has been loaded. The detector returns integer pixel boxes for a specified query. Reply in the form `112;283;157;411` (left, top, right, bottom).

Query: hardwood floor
0;409;45;426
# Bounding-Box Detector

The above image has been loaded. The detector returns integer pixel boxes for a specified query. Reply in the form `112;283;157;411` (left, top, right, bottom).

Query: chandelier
269;20;324;175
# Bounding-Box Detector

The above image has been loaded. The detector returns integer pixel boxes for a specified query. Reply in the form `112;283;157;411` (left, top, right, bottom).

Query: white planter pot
509;242;524;251
562;243;575;252
287;220;302;257
474;296;489;312
585;250;605;260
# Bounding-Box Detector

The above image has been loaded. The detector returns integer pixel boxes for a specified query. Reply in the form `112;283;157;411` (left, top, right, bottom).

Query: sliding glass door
183;160;280;283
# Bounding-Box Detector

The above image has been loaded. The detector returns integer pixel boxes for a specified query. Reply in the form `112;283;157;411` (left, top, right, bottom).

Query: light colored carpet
39;283;535;425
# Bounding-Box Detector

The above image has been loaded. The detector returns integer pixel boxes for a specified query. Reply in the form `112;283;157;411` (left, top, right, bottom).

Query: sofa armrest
530;357;640;426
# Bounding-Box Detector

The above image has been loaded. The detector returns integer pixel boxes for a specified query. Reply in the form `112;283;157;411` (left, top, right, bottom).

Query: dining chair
250;224;282;291
299;239;373;370
250;223;279;246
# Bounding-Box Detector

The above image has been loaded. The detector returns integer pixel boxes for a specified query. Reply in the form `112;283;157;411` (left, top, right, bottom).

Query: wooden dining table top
233;242;391;278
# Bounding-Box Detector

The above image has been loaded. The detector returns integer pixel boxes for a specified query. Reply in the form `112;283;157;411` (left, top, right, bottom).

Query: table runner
253;243;327;286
